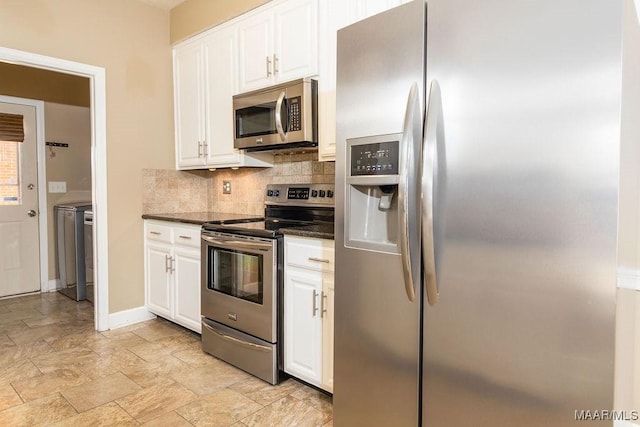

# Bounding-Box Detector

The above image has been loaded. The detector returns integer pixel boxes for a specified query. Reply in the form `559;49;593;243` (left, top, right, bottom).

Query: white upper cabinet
237;0;319;94
174;41;205;168
317;0;410;162
173;25;273;170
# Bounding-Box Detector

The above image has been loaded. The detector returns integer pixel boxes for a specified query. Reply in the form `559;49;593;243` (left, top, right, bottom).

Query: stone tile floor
0;292;333;426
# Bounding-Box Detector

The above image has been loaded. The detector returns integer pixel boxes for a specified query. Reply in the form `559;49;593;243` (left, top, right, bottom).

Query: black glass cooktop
202;218;314;238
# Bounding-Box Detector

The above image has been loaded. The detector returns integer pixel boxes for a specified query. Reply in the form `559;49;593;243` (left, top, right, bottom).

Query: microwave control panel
350;140;399;176
288;97;302;131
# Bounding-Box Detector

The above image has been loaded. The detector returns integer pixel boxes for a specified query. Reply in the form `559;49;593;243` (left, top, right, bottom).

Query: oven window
236;103;277;138
208;247;263;304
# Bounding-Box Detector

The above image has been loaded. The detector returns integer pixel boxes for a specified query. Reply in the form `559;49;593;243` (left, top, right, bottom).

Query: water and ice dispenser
346;133;402;254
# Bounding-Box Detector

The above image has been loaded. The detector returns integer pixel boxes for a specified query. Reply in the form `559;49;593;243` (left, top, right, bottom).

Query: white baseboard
108;306;156;330
43;279;60;293
617;268;640;291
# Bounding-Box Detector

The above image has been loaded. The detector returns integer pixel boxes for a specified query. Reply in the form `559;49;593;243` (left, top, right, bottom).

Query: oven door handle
202;320;272;353
202;235;272;252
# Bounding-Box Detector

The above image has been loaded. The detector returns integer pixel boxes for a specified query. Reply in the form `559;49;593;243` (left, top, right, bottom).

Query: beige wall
0;0;175;314
44;103;92;281
617;0;640;414
170;0;271;43
0;63;90;107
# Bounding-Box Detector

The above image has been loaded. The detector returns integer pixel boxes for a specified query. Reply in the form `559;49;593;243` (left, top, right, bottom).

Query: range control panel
266;184;335;206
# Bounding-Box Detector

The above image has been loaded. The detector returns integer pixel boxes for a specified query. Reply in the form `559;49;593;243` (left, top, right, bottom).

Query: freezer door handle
398;82;422;302
422;80;444;305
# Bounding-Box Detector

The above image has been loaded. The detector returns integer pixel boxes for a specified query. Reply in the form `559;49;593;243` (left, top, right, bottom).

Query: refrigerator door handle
398;82;422;302
422;80;443;305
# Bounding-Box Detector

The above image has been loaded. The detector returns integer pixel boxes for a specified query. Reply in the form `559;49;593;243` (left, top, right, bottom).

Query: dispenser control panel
351;141;399;176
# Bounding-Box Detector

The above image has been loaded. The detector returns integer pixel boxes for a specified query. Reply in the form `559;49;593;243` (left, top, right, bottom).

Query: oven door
201;232;277;343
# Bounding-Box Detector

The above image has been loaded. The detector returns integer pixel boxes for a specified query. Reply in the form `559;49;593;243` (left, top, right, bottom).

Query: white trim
0;46;110;331
614;420;640;427
617;268;640;291
0;95;47;294
44;279;60;293
108;306;156;330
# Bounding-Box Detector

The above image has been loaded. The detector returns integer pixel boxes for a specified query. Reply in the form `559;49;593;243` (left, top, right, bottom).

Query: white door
174;41;205;169
145;242;172;318
273;0;318;83
0;102;40;297
237;11;274;93
173;246;201;333
284;268;323;384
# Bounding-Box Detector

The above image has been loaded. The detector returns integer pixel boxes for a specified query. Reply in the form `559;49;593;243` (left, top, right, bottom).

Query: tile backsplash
142;152;335;216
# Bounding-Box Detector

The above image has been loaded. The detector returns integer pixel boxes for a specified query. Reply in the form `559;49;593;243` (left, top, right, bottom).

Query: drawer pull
308;257;330;264
149;231;161;235
178;235;192;240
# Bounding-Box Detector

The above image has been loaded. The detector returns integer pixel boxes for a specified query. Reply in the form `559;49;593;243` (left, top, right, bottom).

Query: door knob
27;210;37;217
27;184;35;190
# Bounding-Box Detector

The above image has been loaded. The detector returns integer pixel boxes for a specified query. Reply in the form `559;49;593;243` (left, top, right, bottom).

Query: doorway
0;47;109;331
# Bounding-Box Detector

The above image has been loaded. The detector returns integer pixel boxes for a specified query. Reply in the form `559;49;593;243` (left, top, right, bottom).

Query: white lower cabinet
284;235;335;392
144;220;201;333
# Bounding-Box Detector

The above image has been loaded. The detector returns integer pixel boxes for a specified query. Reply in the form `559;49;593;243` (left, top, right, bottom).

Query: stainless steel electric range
200;183;335;384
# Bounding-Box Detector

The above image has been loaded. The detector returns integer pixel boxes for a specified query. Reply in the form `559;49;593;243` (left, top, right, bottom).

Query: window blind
0;113;24;142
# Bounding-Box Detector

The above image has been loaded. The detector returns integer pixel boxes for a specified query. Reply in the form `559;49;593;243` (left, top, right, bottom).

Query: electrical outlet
223;181;231;194
48;181;67;193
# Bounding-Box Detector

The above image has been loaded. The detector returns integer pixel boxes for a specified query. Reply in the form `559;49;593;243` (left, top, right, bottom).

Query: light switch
48;181;67;193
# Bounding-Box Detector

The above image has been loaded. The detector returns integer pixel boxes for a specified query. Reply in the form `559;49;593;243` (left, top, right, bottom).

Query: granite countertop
280;223;335;240
141;212;264;226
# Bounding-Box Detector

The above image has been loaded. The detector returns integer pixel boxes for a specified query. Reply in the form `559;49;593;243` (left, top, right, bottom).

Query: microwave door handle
275;91;287;142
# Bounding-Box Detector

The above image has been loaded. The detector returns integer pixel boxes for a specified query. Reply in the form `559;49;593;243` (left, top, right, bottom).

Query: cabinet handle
178;235;192;240
312;289;319;317
165;254;170;272
203;142;208;157
198;141;203;158
170;256;175;273
308;257;330;264
320;291;327;318
149;231;161;236
266;56;272;77
273;53;279;74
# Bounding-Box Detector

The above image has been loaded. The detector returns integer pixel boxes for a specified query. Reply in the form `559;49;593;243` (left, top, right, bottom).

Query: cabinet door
202;26;243;167
145;242;172;318
353;0;404;20
174;42;205;169
284;268;323;385
173;246;202;333
273;0;318;83
321;275;335;392
237;12;274;93
318;0;353;162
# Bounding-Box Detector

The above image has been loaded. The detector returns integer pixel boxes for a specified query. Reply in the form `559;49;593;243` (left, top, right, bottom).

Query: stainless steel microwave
233;78;317;152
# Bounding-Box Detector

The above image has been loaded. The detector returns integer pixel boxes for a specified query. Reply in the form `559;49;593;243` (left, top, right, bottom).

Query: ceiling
136;0;186;11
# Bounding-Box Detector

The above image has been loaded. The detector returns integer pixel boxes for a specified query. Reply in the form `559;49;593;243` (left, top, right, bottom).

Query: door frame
0;95;45;296
0;46;109;331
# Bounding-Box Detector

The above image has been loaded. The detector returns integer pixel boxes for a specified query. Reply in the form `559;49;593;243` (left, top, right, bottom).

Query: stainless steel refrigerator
333;1;622;426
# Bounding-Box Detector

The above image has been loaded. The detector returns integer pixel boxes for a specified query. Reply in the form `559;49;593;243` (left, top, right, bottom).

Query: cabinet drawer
145;223;173;243
173;225;201;248
285;236;334;272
